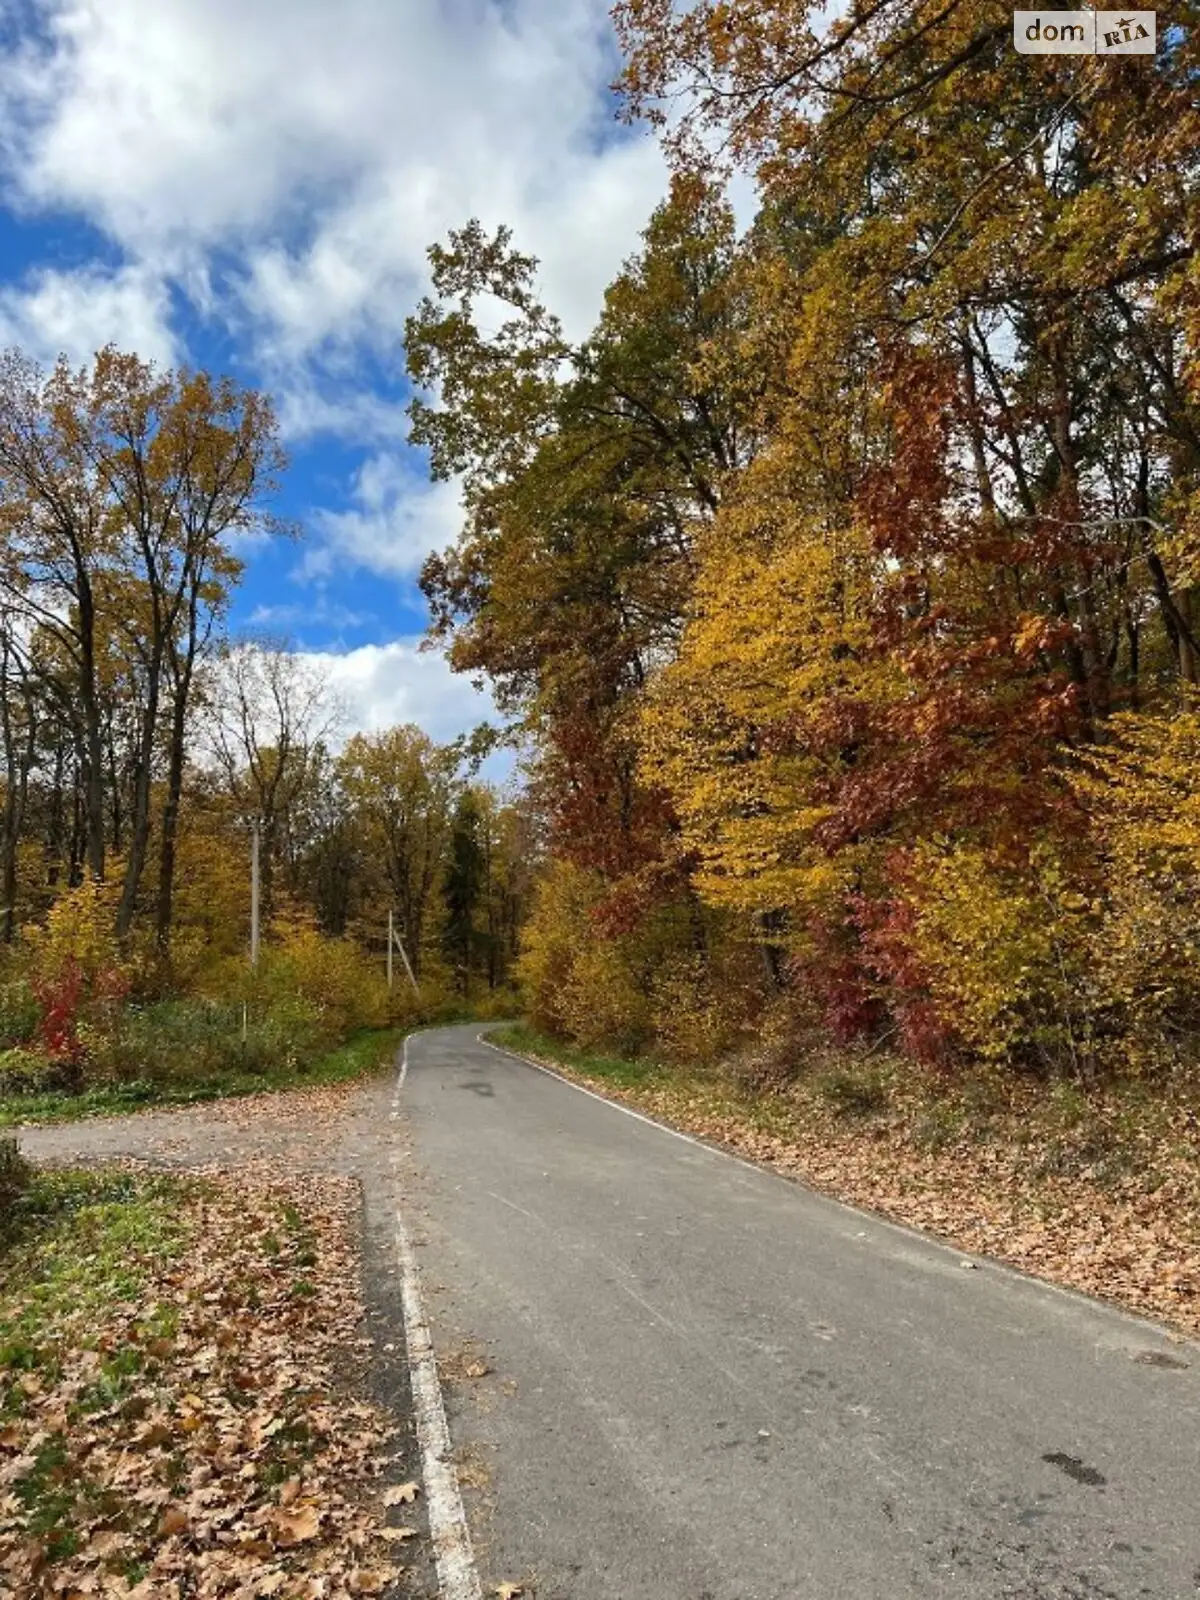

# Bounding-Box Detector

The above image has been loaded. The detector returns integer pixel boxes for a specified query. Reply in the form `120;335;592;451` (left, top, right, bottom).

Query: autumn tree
0;347;284;952
410;179;751;893
336;726;456;980
210;640;339;930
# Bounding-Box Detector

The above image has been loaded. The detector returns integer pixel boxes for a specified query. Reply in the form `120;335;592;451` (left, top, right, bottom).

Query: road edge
390;1033;483;1600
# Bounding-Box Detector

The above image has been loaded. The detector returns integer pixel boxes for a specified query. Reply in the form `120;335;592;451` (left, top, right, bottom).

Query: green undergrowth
0;1025;405;1129
1;1170;190;1379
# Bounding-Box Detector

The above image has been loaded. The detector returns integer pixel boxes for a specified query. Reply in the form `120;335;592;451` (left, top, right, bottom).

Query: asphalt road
397;1025;1200;1600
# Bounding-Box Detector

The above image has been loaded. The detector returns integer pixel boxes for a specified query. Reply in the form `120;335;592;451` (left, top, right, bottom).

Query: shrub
0;1046;60;1095
84;997;328;1088
0;1134;29;1213
469;986;520;1021
0;978;38;1048
814;1063;891;1118
650;953;742;1068
1070;712;1200;1075
237;913;392;1044
516;861;599;1038
726;993;818;1093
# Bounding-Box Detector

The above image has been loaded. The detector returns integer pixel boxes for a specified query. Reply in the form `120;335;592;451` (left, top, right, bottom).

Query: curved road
397;1025;1200;1600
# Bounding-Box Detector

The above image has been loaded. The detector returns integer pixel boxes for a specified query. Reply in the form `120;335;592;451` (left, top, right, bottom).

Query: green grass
1;1169;189;1389
0;1170;191;1559
486;1023;663;1090
0;1026;404;1128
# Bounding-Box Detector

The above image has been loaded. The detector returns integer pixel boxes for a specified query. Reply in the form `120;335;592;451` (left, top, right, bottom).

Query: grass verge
485;1025;1200;1340
0;1026;405;1129
488;1023;661;1091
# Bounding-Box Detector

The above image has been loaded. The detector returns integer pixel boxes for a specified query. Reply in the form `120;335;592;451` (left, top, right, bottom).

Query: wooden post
391;920;420;995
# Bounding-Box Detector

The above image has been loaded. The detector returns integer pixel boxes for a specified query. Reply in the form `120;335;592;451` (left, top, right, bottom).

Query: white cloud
247;597;372;637
301;637;497;747
0;259;178;369
304;458;465;581
0;0;757;606
0;0;669;382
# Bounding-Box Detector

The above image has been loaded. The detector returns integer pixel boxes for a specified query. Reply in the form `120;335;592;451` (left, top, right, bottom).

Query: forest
0;349;532;1104
1;0;1199;1112
407;0;1200;1088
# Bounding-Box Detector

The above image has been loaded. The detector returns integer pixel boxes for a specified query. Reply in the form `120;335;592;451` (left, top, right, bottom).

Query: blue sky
0;0;671;750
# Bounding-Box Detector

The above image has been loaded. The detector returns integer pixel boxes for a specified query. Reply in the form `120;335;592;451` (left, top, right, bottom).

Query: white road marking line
391;1034;482;1600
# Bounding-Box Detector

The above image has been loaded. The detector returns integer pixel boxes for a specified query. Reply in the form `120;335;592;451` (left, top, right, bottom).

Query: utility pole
250;818;261;971
387;908;394;991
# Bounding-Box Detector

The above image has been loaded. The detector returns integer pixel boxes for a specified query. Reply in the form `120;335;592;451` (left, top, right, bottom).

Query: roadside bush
517;860;599;1038
239;913;392;1044
0;1133;29;1213
1069;712;1200;1076
0;978;38;1048
19;877;132;1069
84;997;328;1088
906;840;1093;1069
469;987;522;1023
651;953;742;1068
726;992;820;1093
0;1046;60;1095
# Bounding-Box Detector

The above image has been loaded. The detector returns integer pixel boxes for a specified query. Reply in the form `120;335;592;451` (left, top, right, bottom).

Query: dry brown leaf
382;1481;420;1506
375;1526;419;1543
273;1504;322;1545
158;1506;190;1537
82;1531;126;1559
494;1584;525;1599
0;1164;411;1600
349;1570;396;1595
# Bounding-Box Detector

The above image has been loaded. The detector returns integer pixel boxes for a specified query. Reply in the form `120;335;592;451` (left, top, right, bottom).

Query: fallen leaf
382;1481;420;1506
273;1505;322;1545
349;1570;395;1594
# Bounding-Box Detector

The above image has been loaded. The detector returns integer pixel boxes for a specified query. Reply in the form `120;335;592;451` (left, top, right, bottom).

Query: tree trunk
154;674;191;953
76;581;106;881
116;651;163;937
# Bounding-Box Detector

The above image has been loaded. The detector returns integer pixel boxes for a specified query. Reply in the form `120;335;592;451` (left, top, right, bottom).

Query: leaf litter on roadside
0;1160;418;1598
